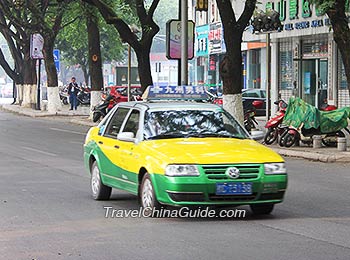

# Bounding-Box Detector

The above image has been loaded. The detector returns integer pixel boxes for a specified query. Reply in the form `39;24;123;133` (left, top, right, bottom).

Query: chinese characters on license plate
216;182;253;195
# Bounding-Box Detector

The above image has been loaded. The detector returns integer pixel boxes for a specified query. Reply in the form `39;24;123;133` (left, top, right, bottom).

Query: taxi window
104;107;130;138
144;109;248;140
122;109;140;136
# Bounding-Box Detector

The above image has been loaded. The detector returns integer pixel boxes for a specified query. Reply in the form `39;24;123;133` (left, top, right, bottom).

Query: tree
215;0;257;123
310;0;350;97
56;2;124;85
0;1;37;107
25;0;80;113
83;0;160;92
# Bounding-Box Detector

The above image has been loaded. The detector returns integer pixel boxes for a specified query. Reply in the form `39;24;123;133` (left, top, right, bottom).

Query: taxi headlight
165;165;200;177
264;163;287;175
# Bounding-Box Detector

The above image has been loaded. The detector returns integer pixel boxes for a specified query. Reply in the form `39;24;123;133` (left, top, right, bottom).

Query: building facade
192;0;350;110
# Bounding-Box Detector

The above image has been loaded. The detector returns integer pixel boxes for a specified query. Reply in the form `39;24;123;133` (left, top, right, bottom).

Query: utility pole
180;0;188;86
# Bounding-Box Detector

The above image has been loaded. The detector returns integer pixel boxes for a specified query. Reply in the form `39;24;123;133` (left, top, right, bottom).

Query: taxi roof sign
143;85;208;101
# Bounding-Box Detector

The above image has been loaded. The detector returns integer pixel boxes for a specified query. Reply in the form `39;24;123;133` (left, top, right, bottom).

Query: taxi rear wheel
91;161;111;200
250;203;274;215
140;173;161;213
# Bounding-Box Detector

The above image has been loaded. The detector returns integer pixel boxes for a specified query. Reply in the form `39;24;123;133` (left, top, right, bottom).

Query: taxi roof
119;101;222;111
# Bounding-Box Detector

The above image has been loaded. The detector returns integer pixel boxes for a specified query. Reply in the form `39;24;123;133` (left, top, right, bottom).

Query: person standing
68;77;79;110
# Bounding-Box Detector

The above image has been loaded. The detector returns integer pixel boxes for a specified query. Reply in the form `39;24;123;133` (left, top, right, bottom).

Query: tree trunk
327;2;350;98
21;48;37;108
135;46;153;93
219;32;245;123
81;64;89;87
86;7;103;115
43;37;61;113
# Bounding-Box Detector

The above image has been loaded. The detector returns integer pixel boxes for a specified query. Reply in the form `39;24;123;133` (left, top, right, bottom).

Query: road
1;110;350;260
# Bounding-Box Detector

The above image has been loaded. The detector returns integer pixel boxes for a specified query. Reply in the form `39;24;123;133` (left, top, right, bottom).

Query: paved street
1;110;350;260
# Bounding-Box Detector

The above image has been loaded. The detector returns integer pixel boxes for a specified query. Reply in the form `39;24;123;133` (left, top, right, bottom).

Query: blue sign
53;49;60;72
195;25;209;57
147;85;208;100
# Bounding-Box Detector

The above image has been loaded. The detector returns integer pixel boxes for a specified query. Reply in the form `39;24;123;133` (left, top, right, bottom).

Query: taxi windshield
144;109;249;140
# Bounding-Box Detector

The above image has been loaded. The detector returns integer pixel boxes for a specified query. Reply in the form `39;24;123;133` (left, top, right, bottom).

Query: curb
272;148;337;163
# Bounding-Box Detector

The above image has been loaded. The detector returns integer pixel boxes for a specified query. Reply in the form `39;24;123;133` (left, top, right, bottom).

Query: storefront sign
284;17;331;31
208;23;226;54
301;0;312;18
195;25;209;57
289;0;298;20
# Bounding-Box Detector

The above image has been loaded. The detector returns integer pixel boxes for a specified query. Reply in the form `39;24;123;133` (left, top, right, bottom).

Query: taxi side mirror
117;132;135;142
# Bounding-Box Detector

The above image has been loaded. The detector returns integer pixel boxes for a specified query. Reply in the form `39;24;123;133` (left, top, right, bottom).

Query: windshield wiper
147;132;185;140
184;131;234;138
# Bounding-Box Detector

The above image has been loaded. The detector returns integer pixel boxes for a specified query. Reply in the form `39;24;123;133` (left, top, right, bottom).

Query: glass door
301;59;328;108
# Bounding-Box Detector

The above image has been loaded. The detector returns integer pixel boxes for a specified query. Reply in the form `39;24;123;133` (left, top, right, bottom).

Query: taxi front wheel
140;173;161;212
91;161;111;200
250;203;274;215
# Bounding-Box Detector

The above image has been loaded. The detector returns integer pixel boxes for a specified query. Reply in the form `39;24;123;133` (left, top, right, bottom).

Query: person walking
68;77;79;110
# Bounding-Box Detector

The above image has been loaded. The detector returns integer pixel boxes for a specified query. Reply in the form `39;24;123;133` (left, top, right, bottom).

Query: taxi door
117;109;140;194
97;107;130;188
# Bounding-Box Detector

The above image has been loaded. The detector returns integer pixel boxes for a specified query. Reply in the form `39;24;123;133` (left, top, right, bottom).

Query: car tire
93;112;102;122
90;161;111;200
140;173;161;216
250;203;274;215
264;128;278;145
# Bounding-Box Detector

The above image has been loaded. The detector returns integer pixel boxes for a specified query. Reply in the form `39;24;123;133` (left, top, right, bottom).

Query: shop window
248;49;261;89
279;42;294;90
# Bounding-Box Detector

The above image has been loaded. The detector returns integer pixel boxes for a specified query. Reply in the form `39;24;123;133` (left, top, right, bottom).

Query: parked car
242;89;266;116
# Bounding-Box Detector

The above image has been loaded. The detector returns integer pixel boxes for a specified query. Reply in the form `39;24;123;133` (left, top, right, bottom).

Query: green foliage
309;0;336;13
56;2;125;67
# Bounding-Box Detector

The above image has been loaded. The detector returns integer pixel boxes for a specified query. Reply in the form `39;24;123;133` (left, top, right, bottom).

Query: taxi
84;86;287;215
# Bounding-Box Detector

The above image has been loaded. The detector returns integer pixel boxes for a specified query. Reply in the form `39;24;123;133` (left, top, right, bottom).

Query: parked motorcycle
92;94;117;122
59;87;69;105
244;100;263;132
77;87;90;106
279;97;350;147
264;100;288;145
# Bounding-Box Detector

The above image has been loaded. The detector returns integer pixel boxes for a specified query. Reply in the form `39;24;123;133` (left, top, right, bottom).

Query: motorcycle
244;100;263;132
92;94;118;122
77;87;90;106
279;97;350;147
59;86;69;105
264;100;288;145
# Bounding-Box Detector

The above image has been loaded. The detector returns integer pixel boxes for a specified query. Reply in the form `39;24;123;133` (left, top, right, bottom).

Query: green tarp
282;97;350;134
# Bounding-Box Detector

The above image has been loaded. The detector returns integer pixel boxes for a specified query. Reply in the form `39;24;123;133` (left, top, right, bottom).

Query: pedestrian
68;77;79;110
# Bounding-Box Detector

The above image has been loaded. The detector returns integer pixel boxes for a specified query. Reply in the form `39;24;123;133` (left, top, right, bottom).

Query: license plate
216;182;253;195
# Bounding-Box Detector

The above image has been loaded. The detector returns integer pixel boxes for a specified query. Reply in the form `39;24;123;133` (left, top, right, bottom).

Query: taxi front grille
201;164;261;180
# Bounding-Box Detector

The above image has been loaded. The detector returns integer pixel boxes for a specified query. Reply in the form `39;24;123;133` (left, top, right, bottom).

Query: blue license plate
216;182;253;195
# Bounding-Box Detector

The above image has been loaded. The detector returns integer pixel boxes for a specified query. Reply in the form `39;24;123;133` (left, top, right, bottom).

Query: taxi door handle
114;145;120;149
98;141;103;145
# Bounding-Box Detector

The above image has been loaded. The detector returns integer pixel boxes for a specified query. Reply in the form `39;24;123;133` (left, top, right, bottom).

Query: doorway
301;59;328;108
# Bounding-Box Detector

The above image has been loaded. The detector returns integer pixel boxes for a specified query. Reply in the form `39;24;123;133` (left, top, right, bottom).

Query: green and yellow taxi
84;88;287;215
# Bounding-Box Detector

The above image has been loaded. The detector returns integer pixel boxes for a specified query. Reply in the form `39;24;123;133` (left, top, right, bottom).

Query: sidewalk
255;116;350;163
1;104;350;163
0;103;96;127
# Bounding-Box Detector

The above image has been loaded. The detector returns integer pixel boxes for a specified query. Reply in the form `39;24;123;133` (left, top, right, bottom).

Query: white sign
30;34;44;59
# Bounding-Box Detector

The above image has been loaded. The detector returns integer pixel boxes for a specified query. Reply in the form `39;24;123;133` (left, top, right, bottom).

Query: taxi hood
143;138;283;164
